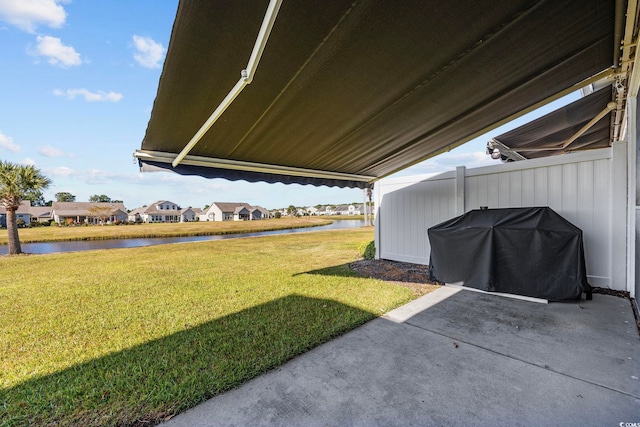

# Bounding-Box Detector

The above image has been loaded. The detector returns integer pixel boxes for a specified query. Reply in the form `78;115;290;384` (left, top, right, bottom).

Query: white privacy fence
375;143;629;291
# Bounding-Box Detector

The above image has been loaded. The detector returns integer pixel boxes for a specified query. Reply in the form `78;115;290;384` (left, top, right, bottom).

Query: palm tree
0;161;52;255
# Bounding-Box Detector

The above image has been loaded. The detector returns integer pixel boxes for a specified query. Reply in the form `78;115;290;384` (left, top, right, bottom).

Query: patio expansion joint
402;320;640;400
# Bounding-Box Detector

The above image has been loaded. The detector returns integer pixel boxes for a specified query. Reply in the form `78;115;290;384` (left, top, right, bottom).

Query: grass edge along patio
0;228;425;427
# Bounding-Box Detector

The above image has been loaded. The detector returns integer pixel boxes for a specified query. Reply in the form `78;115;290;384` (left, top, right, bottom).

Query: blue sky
0;1;580;210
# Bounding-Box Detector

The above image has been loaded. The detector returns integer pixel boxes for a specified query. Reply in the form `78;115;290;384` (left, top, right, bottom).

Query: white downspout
627;95;637;299
625;0;640;300
172;0;283;168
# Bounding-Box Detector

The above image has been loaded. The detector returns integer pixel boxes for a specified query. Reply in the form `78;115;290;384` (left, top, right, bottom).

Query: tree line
35;192;123;205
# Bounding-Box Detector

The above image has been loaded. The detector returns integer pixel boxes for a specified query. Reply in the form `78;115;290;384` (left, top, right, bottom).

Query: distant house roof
333;204;362;213
52;202;127;216
0;201;31;214
142;200;182;214
213;202;247;213
29;206;52;219
210;202;270;216
234;205;250;214
253;206;270;215
129;207;147;215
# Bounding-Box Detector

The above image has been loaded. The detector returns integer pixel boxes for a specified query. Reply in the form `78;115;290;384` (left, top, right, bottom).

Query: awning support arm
562;102;617;149
172;0;283;168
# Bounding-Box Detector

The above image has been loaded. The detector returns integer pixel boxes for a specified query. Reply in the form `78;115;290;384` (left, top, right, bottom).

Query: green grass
324;215;369;220
0;217;332;244
0;228;418;426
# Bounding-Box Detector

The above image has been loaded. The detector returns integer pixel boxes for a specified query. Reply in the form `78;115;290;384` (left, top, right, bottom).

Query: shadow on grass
1;295;374;427
299;260;439;287
293;262;360;279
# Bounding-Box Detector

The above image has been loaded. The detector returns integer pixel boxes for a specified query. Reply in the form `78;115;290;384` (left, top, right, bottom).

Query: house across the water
199;202;270;221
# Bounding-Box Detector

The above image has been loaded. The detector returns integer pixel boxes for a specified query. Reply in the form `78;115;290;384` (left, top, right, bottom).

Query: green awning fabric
137;0;616;188
489;87;613;161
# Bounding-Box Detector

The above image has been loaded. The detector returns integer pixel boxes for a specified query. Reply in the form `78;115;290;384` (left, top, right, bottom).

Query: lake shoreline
0;217;360;245
0;219;369;255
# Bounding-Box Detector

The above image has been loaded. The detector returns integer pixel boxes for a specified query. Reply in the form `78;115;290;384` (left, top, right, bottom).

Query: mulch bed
350;259;441;296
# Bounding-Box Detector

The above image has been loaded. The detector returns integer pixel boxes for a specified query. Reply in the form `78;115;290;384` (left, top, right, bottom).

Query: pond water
0;220;367;255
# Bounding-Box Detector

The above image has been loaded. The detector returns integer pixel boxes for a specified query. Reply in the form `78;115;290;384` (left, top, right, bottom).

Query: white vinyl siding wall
376;145;628;291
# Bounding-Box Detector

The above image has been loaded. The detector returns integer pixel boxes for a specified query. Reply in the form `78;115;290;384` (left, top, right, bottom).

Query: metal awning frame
488;98;618;161
172;0;283;168
486;77;621;162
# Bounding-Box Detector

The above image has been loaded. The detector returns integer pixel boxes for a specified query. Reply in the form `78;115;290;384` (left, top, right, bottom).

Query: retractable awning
135;0;618;188
488;87;615;161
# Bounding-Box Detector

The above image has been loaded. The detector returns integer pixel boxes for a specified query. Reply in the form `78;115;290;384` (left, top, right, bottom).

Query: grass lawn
0;228;419;426
0;217;332;244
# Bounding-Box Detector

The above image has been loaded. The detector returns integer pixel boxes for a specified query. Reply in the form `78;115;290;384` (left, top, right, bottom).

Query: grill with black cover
428;207;591;301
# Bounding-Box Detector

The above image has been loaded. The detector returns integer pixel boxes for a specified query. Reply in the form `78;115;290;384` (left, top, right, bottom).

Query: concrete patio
164;287;640;426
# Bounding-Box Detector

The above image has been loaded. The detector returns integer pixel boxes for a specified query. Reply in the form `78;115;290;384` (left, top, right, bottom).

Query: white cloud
394;150;496;177
0;130;20;152
53;88;123;102
34;35;81;67
44;166;230;193
0;0;67;33
38;145;72;157
20;157;35;166
435;151;495;168
46;166;134;186
132;35;165;69
45;166;138;185
47;166;73;176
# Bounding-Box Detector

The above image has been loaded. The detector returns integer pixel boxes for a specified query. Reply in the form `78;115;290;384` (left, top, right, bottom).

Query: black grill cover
428;207;591;301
